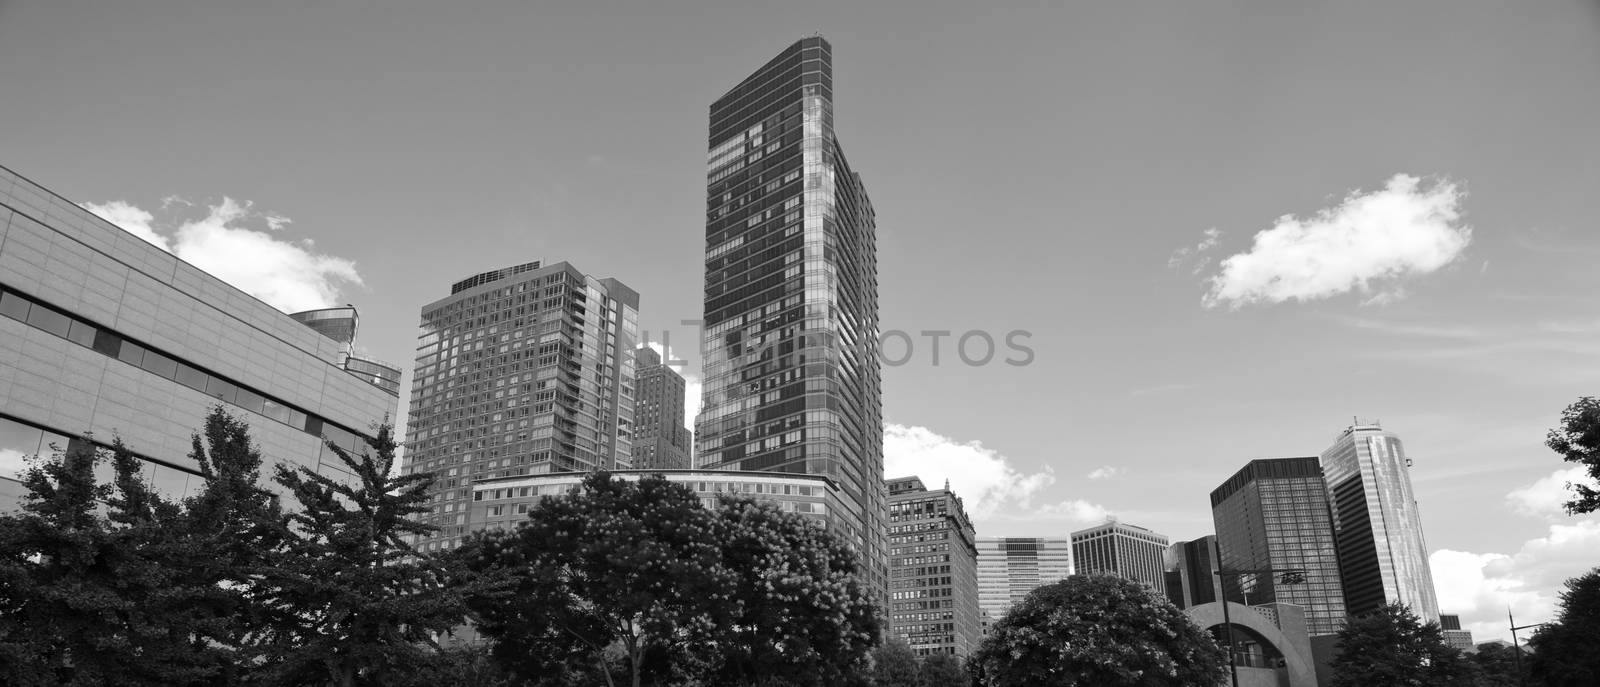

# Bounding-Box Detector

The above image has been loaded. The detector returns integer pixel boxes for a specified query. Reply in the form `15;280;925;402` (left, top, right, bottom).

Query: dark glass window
66;320;96;348
25;304;72;337
92;329;121;357
0;291;28;321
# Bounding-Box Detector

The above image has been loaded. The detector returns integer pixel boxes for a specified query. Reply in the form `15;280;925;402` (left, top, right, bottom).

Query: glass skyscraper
1321;423;1441;622
401;261;639;552
696;37;886;599
1210;457;1347;636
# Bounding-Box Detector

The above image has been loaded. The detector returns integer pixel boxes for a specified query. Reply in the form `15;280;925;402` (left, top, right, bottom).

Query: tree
457;472;731;687
248;424;476;687
968;575;1225;687
456;473;881;687
1528;567;1600;686
919;653;970;687
1545;396;1600;514
709;497;879;685
1329;603;1470;687
1466;642;1524;687
870;640;921;687
0;408;284;686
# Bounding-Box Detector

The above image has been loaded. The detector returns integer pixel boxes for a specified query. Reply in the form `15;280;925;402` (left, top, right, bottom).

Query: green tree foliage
1330;603;1470;687
1466;642;1525;686
968;574;1226;687
456;472;880;687
1546;397;1600;514
1528;567;1600;687
0;408;283;686
248;423;475;687
870;639;921;687
919;653;971;687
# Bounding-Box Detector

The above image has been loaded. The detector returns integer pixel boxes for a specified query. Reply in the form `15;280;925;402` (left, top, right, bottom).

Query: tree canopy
968;574;1225;687
1528;567;1600;687
1329;603;1469;687
1545;396;1600;514
455;471;879;687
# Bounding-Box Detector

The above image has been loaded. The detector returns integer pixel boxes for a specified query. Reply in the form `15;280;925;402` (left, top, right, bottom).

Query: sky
2;0;1598;642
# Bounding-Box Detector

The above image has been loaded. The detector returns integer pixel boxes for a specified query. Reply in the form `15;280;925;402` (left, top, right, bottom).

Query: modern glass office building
696;37;886;601
975;537;1073;625
631;346;691;470
1211;457;1347;636
1164;535;1223;610
289;305;404;397
0;163;396;511
400;261;639;552
1321;423;1441;622
886;476;980;657
1070;521;1170;595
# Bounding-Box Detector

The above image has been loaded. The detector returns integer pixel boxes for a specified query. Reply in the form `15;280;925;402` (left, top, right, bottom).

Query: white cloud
83;197;363;313
1506;466;1599;519
1032;499;1112;522
1431;519;1600;643
80;200;169;251
0;448;29;479
1087;465;1120;480
1168;227;1222;272
1203;174;1471;308
884;424;1058;519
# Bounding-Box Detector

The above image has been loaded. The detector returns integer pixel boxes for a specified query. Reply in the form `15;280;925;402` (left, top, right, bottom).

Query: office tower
401;261;639;552
886;476;980;657
696;37;886;600
290;305;404;396
1164;536;1223;609
1321;422;1441;622
1070;521;1170;594
631;346;691;470
0;163;396;511
975;537;1073;624
1211;457;1348;636
1439;614;1474;652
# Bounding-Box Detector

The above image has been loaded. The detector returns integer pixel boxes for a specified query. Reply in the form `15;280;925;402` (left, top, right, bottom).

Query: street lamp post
1211;538;1307;687
1508;609;1545;687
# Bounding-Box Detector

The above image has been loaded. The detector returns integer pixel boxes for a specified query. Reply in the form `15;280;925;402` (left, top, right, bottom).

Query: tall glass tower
1210;457;1348;635
697;36;886;600
1321;423;1441;622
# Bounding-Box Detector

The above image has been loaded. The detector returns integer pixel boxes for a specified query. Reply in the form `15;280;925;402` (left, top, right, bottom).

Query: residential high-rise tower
696;37;886;599
1321;422;1441;621
1211;457;1347;635
401;261;639;552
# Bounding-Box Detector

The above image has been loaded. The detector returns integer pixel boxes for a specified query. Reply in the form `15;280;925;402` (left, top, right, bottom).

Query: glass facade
1164;536;1223;609
1210;457;1347;636
1070;522;1170;595
696;37;886;603
975;537;1073;628
631;347;691;470
0;163;394;503
401;261;638;552
886;477;980;657
1321;424;1441;622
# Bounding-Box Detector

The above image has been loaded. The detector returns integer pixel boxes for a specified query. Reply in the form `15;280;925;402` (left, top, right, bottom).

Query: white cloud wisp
83;197;363;313
1202;174;1471;308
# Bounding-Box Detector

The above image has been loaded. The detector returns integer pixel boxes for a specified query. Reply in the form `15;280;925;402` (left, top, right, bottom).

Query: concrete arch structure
1186;601;1318;687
